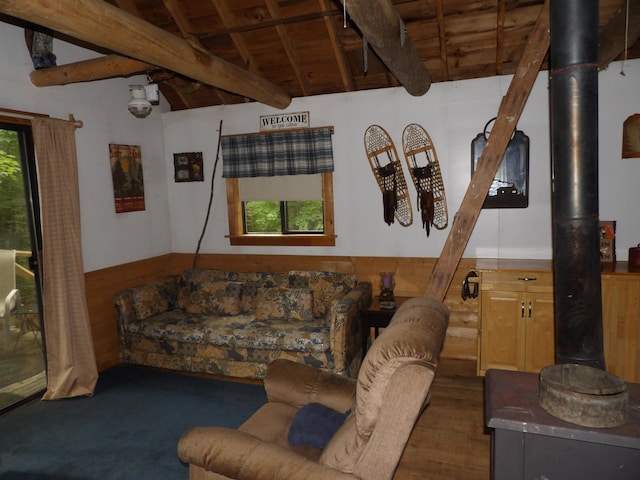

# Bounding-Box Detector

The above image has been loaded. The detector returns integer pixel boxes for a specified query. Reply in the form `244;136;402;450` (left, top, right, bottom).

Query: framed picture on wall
622;114;640;159
471;117;530;209
109;144;145;213
173;152;204;182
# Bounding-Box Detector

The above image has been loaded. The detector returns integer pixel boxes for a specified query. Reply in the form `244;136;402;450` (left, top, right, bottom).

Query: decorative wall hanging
109;144;145;213
173;152;204;182
402;123;448;236
221;126;334;178
471;117;529;209
364;125;412;227
622;114;640;158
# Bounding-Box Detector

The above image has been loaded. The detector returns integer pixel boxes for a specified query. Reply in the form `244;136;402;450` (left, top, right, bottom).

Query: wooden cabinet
478;271;555;376
602;273;640;383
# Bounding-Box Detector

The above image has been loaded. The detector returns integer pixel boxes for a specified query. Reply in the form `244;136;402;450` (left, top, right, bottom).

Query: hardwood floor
394;363;490;480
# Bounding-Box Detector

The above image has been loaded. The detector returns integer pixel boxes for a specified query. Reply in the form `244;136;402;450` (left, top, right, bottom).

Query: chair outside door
0;249;19;351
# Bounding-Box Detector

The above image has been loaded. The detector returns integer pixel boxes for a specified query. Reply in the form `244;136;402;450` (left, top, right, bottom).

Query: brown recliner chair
178;297;449;480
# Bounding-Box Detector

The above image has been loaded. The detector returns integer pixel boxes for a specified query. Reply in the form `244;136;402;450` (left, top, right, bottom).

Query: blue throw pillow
288;402;351;450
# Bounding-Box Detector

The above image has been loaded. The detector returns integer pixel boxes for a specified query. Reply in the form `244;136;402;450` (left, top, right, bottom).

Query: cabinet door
479;289;526;373
602;275;640;382
524;291;555;373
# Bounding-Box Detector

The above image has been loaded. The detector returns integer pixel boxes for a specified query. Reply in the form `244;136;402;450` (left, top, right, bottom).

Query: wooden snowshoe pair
364;124;448;235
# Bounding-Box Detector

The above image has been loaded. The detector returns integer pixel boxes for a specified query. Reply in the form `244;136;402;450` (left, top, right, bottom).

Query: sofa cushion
288;403;351;450
254;287;314;322
185;281;244;316
235;272;288;313
130;283;169;320
177;269;231;309
288;271;357;318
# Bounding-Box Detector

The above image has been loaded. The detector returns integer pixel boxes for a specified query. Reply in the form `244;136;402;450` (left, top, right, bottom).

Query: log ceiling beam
599;0;640;69
338;0;431;96
426;0;550;302
0;0;291;109
29;54;155;87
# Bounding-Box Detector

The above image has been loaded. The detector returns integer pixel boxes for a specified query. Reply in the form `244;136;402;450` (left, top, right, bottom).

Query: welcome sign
260;111;309;131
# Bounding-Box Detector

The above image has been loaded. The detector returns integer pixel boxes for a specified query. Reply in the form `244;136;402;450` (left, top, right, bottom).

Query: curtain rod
0;107;83;128
222;125;334;139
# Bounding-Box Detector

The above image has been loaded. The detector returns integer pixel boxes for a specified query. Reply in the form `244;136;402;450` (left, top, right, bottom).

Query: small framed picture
173;152;204;182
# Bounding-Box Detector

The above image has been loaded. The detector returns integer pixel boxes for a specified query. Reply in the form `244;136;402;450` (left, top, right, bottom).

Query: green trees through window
244;200;324;233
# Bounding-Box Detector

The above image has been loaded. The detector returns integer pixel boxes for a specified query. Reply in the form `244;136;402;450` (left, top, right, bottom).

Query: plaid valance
221;127;334;178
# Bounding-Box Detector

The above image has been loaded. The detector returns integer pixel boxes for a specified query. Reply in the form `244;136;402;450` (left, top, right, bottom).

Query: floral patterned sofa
113;269;372;379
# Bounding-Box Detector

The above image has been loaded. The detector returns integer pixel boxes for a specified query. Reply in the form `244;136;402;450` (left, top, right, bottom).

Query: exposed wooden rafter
265;0;311;96
496;0;506;75
319;0;356;92
0;0;291;109
435;0;449;81
599;0;640;69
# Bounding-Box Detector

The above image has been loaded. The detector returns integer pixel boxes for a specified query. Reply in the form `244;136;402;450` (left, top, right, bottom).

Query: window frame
226;172;336;246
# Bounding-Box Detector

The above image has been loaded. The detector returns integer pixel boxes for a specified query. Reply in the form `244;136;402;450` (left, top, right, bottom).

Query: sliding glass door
0;121;46;412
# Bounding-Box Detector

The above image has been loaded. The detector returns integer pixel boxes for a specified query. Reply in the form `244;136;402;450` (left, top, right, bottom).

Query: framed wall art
622;114;640;159
471;117;530;209
173;152;204;182
109;144;145;213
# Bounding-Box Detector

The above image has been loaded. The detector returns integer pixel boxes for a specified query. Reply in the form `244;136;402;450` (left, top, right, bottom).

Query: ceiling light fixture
128;84;152;118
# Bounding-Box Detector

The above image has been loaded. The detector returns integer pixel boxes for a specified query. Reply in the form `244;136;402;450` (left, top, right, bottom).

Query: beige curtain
31;117;98;400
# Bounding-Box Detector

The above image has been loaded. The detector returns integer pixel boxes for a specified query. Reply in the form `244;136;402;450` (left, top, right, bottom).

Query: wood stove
485;369;640;480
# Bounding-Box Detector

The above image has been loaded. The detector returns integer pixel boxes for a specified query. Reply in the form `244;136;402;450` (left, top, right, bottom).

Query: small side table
362;296;410;360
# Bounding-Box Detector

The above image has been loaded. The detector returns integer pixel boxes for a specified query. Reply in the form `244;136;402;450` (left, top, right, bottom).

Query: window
221;127;336;246
226;173;335;246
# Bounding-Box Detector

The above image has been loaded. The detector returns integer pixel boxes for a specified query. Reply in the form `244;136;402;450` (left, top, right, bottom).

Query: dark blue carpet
0;365;266;480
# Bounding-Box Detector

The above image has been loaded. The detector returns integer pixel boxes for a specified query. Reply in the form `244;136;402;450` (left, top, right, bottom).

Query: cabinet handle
528;301;532;318
521;301;525;318
518;277;537;281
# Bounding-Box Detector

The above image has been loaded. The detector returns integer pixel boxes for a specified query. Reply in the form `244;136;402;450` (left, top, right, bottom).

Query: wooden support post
426;0;550;302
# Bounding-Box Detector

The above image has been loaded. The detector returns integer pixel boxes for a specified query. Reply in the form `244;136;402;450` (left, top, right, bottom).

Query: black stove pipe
549;0;605;370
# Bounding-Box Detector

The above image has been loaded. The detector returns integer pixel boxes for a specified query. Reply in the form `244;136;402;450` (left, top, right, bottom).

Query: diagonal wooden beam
599;0;640;69
0;0;291;109
338;0;431;96
426;0;550;302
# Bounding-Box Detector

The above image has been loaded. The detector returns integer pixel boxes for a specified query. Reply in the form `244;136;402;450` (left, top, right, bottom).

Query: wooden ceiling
4;0;640;111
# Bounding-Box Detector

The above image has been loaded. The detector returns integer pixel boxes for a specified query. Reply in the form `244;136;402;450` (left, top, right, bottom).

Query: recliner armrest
178;427;357;480
264;359;356;413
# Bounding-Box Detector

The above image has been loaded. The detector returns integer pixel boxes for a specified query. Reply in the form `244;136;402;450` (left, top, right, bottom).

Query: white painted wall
0;21;172;272
2;19;638;271
163;59;640;261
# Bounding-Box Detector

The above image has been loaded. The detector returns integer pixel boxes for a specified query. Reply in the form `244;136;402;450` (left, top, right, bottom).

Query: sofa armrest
264;359;355;413
329;282;372;375
178;427;357;480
